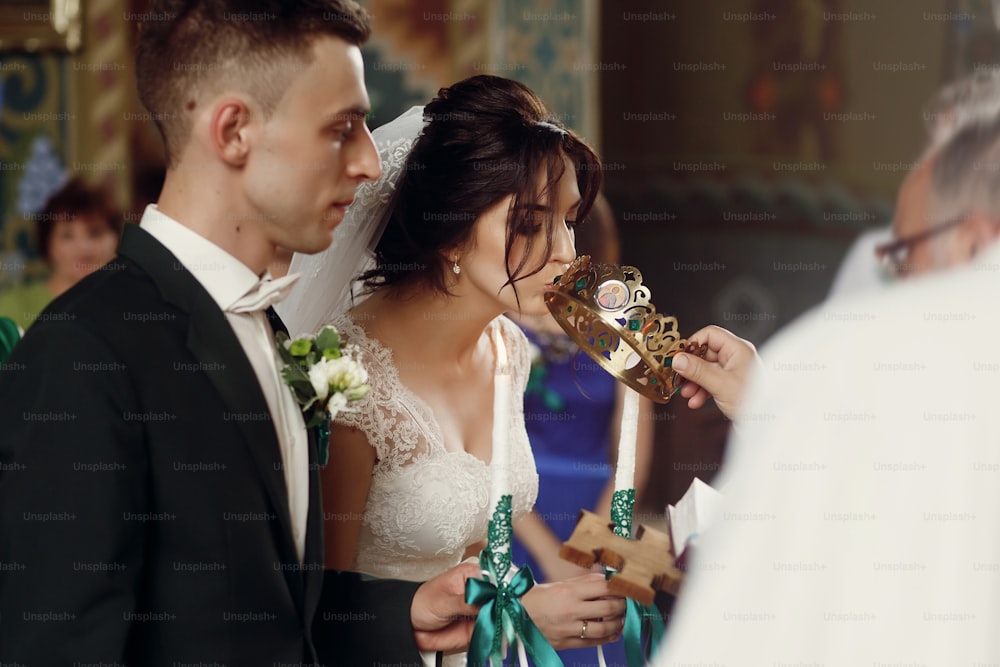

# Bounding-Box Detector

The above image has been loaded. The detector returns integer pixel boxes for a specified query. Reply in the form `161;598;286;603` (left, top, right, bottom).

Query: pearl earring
452;258;461;275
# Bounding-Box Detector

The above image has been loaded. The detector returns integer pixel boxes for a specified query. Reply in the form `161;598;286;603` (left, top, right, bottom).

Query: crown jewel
544;256;704;403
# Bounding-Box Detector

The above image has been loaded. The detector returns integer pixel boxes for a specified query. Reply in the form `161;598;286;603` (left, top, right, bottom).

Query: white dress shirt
656;239;1000;665
140;205;309;562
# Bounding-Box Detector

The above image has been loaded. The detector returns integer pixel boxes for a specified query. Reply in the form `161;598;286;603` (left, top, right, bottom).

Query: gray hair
924;69;1000;150
928;113;1000;229
918;72;1000;263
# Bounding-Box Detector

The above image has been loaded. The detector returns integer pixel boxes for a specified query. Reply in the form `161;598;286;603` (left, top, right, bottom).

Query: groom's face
242;36;381;255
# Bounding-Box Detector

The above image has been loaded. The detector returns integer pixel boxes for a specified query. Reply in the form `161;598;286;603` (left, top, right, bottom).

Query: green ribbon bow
609;487;667;665
621;596;666;666
600;564;665;666
465;561;563;667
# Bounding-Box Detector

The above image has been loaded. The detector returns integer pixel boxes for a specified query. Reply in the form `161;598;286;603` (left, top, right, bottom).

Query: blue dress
511;325;629;666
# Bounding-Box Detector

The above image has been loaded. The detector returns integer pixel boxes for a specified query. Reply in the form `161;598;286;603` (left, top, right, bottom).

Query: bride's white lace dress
331;312;539;659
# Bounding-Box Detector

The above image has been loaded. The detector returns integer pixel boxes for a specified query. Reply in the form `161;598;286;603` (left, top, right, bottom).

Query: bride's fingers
574;597;627;623
564;572;626;599
548;616;624;650
520;575;630;649
579;617;625;642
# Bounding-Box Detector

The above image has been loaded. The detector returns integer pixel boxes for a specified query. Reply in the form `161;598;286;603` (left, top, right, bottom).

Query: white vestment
655;239;1000;666
826;225;893;300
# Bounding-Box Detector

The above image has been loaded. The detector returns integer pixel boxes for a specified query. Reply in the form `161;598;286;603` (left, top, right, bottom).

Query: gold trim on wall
0;0;83;53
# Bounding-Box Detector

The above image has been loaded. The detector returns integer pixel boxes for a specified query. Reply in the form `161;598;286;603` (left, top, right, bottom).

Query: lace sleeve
332;326;394;463
329;314;434;471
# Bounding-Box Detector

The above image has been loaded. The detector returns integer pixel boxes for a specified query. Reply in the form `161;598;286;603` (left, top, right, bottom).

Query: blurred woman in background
0;178;123;330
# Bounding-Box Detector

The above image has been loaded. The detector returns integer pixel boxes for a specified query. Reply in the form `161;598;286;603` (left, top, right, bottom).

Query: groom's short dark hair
135;0;371;167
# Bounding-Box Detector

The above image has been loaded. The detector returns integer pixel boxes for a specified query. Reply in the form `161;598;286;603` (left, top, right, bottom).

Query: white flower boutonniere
276;325;371;464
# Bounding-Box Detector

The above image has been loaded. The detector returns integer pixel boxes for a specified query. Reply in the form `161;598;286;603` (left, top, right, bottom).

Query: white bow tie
228;273;301;314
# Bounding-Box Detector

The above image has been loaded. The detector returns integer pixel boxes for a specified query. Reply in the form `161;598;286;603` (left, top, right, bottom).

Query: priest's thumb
672;352;716;392
672;353;690;373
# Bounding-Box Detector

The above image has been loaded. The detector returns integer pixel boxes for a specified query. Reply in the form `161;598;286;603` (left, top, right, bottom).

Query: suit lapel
303;424;325;627
118;225;305;607
268;307;325;624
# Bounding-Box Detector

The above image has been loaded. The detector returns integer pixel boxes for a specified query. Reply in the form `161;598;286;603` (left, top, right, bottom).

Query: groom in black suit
0;1;478;664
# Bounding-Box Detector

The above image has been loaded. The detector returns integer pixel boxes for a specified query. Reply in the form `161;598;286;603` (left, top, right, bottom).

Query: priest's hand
671;325;760;420
411;561;482;653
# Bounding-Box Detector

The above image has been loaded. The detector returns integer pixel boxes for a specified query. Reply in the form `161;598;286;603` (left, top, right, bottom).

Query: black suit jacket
0;225;421;665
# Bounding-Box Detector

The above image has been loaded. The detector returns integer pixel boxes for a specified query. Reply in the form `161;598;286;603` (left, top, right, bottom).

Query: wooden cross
560;510;684;606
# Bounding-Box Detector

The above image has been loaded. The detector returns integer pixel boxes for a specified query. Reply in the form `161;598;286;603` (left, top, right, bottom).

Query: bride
280;75;626;665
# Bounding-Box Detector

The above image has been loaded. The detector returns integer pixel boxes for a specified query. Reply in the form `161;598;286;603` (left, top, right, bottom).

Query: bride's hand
520;572;626;650
538;553;597;582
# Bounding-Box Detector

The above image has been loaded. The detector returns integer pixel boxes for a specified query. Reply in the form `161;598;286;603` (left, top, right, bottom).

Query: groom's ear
210;97;256;167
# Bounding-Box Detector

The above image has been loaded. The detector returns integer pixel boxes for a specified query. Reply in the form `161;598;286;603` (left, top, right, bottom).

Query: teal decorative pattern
0;53;69;280
485;494;513;582
490;0;597;142
611;487;635;539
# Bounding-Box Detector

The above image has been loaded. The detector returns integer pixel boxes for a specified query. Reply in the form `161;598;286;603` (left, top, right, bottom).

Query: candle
490;330;511;513
614;386;640;493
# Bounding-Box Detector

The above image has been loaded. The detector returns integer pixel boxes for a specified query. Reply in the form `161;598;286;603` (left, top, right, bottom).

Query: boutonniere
275;325;371;465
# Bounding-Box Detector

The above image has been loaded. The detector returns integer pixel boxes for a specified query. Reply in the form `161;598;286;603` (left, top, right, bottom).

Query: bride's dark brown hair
361;75;602;306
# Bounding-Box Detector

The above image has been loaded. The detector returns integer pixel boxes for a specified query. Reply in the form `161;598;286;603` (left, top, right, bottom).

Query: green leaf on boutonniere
280;366;314;402
304;409;327;429
280;363;310;385
315;327;340;354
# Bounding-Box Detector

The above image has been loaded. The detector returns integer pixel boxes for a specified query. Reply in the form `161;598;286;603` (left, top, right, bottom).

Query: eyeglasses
873;217;965;278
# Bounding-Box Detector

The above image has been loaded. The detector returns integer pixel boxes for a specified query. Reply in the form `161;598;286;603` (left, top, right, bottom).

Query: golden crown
544;256;704;403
